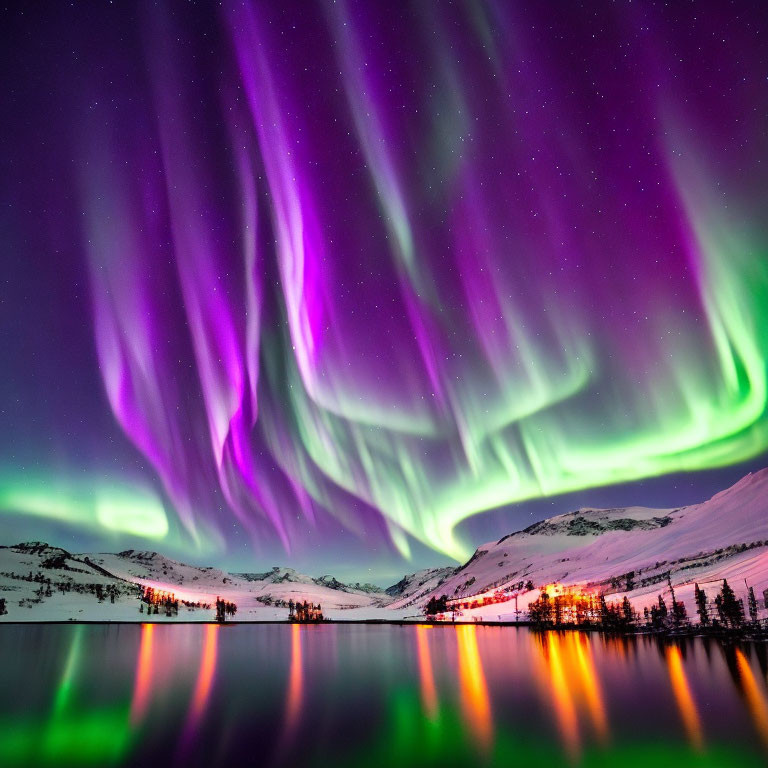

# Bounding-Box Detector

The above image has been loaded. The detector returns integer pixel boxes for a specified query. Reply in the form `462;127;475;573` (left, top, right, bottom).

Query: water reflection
735;648;768;749
2;625;768;767
0;626;133;766
52;624;83;717
456;624;493;752
130;624;154;725
185;623;219;735
532;631;612;762
284;623;304;734
536;632;581;761
415;625;437;720
665;644;704;751
573;633;609;745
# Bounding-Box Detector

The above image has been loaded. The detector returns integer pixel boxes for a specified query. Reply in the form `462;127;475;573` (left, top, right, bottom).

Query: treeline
140;585;212;617
425;595;449;615
528;579;766;636
637;579;759;634
289;599;323;622
528;590;638;631
690;579;760;631
215;597;237;623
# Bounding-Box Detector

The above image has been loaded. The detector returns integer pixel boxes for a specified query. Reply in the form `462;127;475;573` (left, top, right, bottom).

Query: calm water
2;624;768;767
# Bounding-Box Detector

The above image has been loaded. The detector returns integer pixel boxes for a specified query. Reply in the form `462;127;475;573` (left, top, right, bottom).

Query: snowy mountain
312;575;385;594
416;468;768;621
0;542;143;621
386;566;457;609
234;567;316;585
233;567;384;594
0;544;407;622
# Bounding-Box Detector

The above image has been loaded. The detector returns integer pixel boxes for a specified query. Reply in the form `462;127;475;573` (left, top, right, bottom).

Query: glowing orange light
285;623;304;732
665;645;703;751
416;625;438;719
545;633;580;762
189;624;219;725
456;624;493;752
735;648;768;748
137;578;217;605
573;633;609;744
130;623;154;725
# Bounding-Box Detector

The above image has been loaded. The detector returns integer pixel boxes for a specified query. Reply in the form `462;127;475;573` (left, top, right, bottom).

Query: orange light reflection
416;625;438;719
665;645;704;751
573;633;609;744
130;624;154;725
188;624;219;727
285;624;304;732
546;633;580;762
735;648;768;748
456;625;493;752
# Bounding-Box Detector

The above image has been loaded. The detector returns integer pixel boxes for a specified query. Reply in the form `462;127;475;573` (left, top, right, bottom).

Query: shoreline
3;618;768;641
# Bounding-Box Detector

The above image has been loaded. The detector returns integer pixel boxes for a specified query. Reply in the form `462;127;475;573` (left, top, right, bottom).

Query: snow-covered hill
385;566;457;609
0;545;410;622
0;542;143;621
417;468;768;622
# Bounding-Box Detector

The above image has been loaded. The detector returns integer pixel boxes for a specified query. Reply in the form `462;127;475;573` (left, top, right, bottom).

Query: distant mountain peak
117;549;161;560
385;566;456;598
9;542;71;558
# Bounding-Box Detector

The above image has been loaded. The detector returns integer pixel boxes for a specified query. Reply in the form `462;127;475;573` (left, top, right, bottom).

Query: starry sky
1;1;767;584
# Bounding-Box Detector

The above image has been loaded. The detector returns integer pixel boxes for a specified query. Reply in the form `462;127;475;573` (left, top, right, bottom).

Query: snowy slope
0;545;411;622
419;468;768;621
89;551;394;613
0;543;144;622
386;566;457;609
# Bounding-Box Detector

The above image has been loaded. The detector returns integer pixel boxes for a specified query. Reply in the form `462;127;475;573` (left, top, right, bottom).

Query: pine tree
694;584;709;626
529;591;553;626
598;594;609;628
672;598;688;628
425;595;448;616
649;594;668;630
621;596;634;626
554;595;564;626
748;586;758;624
716;579;744;629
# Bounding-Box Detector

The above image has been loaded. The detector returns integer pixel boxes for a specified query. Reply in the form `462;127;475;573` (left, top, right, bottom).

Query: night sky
1;2;767;584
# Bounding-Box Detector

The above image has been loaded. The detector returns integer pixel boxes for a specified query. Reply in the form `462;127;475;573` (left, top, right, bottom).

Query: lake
1;623;767;767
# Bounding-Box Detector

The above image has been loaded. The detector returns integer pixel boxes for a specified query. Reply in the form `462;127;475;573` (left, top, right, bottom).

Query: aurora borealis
1;2;767;572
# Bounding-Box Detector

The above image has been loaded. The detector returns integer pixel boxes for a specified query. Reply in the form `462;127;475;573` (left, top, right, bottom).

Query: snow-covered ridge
233;567;384;594
417;467;768;621
0;545;410;622
386;567;457;609
511;507;675;538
